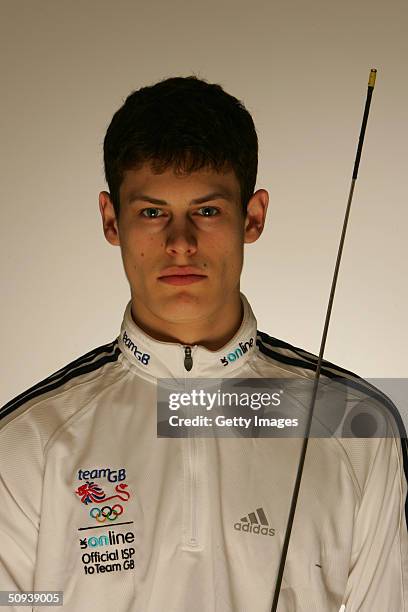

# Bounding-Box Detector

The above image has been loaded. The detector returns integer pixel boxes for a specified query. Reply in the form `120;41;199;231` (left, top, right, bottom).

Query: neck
130;292;243;351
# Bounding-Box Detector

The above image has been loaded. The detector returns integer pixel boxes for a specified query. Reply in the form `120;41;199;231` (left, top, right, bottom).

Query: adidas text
234;522;275;536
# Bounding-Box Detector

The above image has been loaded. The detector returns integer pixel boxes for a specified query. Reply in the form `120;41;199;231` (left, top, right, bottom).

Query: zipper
182;345;199;548
184;346;193;371
188;434;199;547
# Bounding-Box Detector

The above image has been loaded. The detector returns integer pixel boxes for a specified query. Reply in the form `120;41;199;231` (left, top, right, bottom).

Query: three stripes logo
234;507;275;536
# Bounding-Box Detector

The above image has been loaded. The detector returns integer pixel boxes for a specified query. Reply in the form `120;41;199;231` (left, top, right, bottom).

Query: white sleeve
340;434;408;611
0;414;43;610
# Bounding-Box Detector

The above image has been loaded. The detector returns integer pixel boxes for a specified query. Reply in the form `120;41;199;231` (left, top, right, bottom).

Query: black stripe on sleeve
0;340;121;422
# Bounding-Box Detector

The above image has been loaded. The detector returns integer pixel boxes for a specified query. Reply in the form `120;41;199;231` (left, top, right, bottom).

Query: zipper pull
184;346;193;372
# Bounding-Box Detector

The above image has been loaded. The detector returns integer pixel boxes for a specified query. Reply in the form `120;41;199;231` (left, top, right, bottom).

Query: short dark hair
103;74;258;219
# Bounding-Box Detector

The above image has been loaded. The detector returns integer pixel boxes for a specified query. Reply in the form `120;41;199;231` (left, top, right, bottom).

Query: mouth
158;275;207;286
158;267;207;286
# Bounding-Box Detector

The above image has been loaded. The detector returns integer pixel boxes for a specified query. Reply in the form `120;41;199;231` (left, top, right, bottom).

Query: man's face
100;162;268;327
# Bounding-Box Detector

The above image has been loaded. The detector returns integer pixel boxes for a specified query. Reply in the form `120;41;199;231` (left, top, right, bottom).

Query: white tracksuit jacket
1;293;407;612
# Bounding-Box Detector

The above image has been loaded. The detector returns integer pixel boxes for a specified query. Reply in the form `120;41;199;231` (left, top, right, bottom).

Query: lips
159;275;206;286
158;267;207;278
158;267;207;286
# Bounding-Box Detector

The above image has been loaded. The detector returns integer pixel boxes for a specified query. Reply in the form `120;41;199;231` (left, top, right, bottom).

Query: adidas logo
234;507;275;536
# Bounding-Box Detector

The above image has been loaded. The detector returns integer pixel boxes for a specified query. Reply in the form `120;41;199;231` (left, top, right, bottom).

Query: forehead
119;162;240;204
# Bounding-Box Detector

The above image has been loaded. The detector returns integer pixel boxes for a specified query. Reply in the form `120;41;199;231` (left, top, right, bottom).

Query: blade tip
369;69;377;88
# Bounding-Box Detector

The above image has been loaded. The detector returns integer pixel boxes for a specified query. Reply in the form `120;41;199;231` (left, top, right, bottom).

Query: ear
243;189;269;244
99;191;120;246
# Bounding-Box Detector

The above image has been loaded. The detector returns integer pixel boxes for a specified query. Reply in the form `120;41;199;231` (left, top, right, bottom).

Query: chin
158;293;212;322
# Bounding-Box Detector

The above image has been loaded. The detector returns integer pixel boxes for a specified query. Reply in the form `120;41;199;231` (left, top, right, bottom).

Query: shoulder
0;338;122;433
256;328;408;525
256;328;407;437
257;328;369;381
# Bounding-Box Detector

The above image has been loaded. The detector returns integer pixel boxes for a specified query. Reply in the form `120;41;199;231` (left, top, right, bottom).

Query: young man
1;75;407;612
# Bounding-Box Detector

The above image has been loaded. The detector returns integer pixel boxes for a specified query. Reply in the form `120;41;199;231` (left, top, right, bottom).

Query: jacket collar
117;292;258;379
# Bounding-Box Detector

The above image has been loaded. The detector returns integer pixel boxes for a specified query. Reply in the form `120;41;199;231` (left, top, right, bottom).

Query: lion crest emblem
75;481;131;505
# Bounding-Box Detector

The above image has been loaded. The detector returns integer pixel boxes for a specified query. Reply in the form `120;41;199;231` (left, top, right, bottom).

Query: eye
141;207;165;218
197;206;219;217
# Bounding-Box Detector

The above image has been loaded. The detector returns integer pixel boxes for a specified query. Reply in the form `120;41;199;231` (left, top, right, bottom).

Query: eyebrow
126;191;233;206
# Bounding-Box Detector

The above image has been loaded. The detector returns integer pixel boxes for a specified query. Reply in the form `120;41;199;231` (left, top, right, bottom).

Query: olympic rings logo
89;504;124;522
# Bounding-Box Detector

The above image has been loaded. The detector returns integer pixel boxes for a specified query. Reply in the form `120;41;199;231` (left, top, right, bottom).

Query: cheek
219;230;243;256
119;234;146;273
122;230;160;260
205;224;242;253
215;238;244;278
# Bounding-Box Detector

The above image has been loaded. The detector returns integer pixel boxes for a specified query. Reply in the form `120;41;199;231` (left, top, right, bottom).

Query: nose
165;219;198;256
